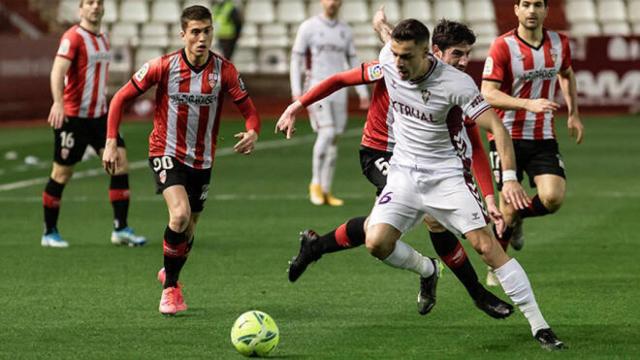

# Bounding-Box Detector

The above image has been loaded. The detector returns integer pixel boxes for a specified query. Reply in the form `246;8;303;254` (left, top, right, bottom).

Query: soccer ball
230;310;279;357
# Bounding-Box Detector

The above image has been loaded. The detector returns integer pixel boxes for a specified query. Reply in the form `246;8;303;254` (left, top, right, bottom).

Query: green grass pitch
0;115;639;359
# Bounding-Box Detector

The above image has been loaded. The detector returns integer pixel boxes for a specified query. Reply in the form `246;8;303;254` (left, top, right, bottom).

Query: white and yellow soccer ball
230;310;279;357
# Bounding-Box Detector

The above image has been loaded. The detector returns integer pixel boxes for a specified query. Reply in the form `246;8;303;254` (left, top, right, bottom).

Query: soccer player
290;0;370;206
278;19;564;350
279;19;513;319
42;0;145;248
481;0;584;270
102;5;260;315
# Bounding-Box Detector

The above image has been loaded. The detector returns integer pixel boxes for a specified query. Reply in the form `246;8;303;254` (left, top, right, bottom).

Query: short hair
514;0;548;6
181;5;212;31
391;19;430;45
79;0;103;6
431;19;476;51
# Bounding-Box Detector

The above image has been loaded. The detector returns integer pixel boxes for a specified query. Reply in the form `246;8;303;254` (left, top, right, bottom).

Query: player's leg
465;226;563;349
320;100;347;206
42;118;87;248
524;140;567;218
287;216;367;282
424;216;513;319
308;100;333;205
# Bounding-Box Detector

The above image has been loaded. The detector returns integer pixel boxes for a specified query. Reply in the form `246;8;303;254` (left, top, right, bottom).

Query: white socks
311;128;335;189
382;240;434;278
494;258;549;335
320;144;337;193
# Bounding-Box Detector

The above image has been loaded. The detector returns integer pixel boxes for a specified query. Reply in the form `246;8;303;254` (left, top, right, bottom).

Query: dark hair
181;5;212;30
514;0;548;6
391;19;430;45
431;19;476;51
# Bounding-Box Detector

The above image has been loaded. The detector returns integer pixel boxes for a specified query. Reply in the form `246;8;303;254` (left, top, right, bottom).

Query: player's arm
372;5;393;44
475;110;530;210
346;31;369;108
289;23;308;101
557;66;584;144
467;123;504;233
48;56;72;129
102;81;144;174
276;65;373;138
481;80;559;113
224;63;260;155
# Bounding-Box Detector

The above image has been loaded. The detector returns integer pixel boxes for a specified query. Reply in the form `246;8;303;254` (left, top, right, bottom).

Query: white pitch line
0;128;360;192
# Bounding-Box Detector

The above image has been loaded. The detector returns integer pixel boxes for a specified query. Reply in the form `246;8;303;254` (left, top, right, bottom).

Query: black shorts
490;139;566;191
149;156;212;213
53;115;125;165
359;146;392;196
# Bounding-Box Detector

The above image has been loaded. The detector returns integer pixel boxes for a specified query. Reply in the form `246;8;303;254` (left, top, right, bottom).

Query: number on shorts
374;157;390;176
152;156;174;172
378;191;393;205
59;131;75;149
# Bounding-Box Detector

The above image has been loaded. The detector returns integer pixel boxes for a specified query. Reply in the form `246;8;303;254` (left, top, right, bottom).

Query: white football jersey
290;15;360;102
379;43;491;179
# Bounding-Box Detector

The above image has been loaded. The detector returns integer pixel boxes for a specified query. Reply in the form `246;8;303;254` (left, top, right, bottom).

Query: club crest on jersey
421;89;431;104
208;73;218;87
550;48;558;64
159;170;167;184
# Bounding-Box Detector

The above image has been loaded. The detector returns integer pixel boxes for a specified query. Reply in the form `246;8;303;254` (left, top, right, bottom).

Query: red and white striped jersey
56;25;110;118
132;50;249;169
483;29;571;140
359;62;394;152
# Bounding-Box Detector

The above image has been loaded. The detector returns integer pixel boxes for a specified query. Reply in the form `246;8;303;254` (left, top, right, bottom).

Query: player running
102;5;260;315
279;18;513;319
42;0;145;248
290;0;369;206
278;18;564;351
481;0;584;270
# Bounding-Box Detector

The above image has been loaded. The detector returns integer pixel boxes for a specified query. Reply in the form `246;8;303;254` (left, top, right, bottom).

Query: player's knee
169;209;191;232
539;191;564;213
50;164;73;184
365;235;393;259
423;217;446;233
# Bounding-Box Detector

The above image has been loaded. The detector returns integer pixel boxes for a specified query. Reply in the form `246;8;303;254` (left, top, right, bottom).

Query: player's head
180;6;214;58
320;0;342;19
431;19;476;72
514;0;548;30
78;0;104;25
390;19;430;81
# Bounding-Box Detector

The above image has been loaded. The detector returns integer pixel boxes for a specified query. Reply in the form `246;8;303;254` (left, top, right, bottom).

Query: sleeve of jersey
560;35;572;71
298;64;375;107
106;81;143;139
482;39;508;82
56;32;79;61
466;123;494;197
457;79;492;121
223;61;250;103
236;97;261;134
131;58;162;93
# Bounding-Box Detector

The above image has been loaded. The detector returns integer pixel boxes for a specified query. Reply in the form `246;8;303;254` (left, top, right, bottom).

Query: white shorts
308;98;347;135
368;164;489;237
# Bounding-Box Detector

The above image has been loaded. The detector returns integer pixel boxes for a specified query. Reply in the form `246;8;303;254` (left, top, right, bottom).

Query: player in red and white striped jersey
42;0;145;249
103;6;261;315
481;0;584;258
278;19;513;320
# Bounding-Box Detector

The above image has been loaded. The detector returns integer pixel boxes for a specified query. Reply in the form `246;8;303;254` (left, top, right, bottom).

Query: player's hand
102;140;120;175
501;180;530;210
48;102;66;129
567;114;584;144
233;129;258;155
485;194;505;237
275;101;303;139
359;97;370;110
372;5;387;31
524;98;560;113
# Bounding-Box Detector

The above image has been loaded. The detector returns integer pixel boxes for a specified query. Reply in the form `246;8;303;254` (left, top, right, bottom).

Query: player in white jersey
290;0;369;206
367;19;564;350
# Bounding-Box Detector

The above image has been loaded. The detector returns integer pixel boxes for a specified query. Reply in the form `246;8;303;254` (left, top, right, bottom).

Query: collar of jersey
513;28;547;51
77;24;102;37
317;15;338;27
181;49;213;73
409;54;438;84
